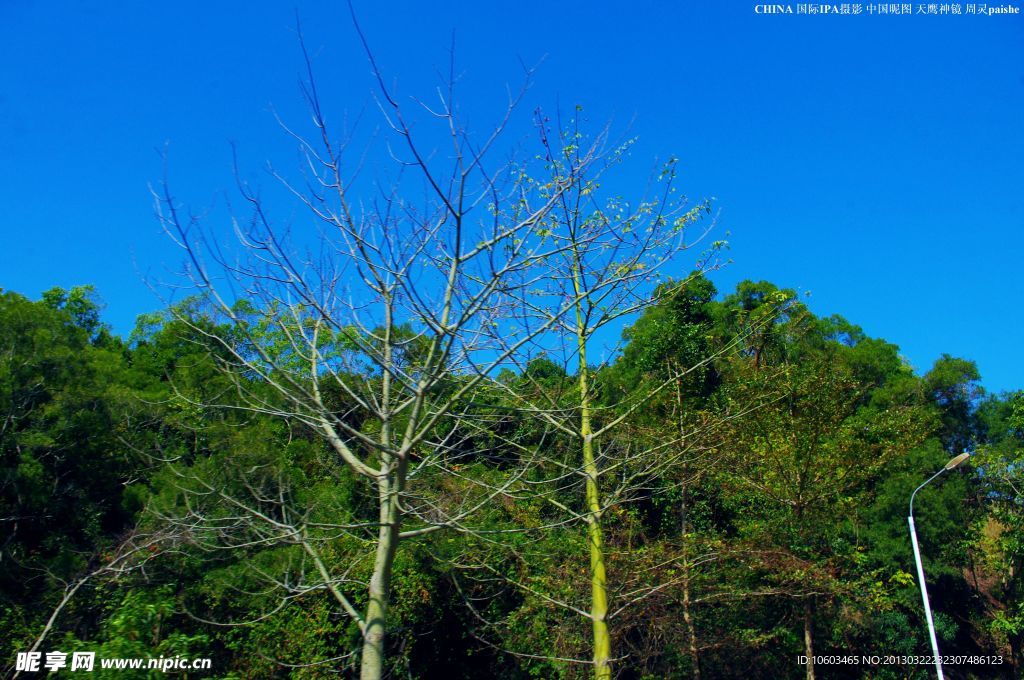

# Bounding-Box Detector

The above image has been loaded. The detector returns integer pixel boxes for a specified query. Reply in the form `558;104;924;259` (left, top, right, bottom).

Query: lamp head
944;452;970;470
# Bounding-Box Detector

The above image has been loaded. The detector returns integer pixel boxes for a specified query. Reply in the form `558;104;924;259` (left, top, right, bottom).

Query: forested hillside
2;281;1020;679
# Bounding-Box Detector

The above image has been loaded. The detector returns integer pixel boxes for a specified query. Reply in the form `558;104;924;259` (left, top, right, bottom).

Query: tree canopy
2;278;1017;679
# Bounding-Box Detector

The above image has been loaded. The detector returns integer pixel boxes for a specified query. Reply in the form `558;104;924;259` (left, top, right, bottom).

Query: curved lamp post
908;452;970;680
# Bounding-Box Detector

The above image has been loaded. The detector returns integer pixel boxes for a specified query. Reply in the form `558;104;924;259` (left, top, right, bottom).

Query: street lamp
908;452;970;680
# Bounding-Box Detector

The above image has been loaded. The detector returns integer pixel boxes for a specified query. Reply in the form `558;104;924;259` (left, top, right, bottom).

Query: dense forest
1;276;1021;678
1;24;1020;676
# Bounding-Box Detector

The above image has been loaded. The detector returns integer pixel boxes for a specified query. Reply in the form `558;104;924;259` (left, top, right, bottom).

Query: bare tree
147;23;622;679
436;111;742;679
445;271;790;679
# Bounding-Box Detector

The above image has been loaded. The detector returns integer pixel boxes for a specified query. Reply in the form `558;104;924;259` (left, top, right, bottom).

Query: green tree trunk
584;432;612;680
578;332;611;680
360;471;401;680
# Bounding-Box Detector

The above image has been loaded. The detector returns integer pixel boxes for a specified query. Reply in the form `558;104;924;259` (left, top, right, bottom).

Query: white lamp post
908;452;969;680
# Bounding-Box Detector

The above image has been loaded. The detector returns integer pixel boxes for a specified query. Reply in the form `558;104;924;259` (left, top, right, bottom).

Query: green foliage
61;587;212;679
0;288;153;660
2;282;1019;678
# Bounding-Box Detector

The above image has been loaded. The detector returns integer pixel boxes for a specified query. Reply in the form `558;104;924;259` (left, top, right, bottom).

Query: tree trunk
803;599;815;680
582;397;612;680
360;472;401;680
585;492;612;680
682;559;700;680
577;312;611;680
675;375;701;680
680;483;701;680
667;376;700;680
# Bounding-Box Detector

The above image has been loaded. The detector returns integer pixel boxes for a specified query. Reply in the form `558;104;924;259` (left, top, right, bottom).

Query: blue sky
1;2;1021;392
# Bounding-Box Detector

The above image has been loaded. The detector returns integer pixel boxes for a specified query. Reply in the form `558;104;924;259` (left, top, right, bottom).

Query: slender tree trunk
675;374;701;679
682;554;700;680
680;482;701;680
803;599;815;680
577;335;611;679
581;380;612;679
571;257;612;680
583;435;612;680
360;470;401;680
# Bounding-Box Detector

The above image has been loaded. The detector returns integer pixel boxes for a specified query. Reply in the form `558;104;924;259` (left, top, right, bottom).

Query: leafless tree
430;109;747;679
147;20;632;679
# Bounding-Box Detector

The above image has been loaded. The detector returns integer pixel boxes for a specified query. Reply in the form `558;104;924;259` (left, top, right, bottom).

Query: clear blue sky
1;2;1021;392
